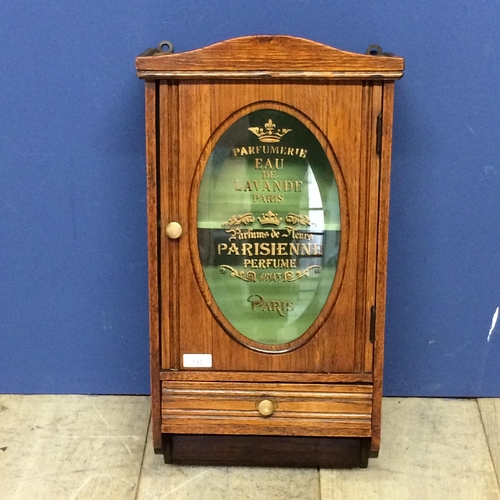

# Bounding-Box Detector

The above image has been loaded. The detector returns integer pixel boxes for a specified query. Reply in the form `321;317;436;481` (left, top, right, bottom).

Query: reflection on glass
197;108;341;345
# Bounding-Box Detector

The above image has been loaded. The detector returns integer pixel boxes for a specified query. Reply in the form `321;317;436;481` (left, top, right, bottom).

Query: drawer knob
166;222;182;239
257;399;275;417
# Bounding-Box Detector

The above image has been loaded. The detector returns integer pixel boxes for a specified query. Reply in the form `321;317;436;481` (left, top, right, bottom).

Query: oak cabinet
136;36;403;468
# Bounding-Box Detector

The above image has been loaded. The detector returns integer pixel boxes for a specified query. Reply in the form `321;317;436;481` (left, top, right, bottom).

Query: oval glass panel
197;108;341;346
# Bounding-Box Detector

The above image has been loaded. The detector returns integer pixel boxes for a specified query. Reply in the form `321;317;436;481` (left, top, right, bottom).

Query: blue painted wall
1;1;499;395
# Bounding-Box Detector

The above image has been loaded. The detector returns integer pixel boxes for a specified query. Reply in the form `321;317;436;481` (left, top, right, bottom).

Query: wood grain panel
169;434;367;468
172;80;374;374
323;82;363;373
176;82;214;361
159;370;372;384
136;35;404;79
161;381;372;437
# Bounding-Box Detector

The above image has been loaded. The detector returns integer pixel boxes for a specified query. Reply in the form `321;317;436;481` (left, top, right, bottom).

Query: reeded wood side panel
144;81;162;450
358;82;383;373
159;81;180;370
161;381;372;437
371;82;396;452
136;35;404;79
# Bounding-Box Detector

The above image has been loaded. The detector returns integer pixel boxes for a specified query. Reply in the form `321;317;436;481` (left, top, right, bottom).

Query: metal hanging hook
366;44;383;56
157;40;174;54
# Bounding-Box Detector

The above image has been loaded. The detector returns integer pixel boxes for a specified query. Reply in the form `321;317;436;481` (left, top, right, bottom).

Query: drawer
161;381;372;437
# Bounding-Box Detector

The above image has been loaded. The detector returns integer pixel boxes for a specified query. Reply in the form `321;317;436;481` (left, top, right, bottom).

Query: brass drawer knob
166;222;182;239
257;399;275;417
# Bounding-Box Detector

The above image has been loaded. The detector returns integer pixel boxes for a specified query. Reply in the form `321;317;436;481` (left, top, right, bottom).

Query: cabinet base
160;434;372;468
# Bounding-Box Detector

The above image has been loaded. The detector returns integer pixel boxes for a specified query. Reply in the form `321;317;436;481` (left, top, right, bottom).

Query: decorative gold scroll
219;265;257;282
285;213;311;226
222;213;255;226
283;265;322;282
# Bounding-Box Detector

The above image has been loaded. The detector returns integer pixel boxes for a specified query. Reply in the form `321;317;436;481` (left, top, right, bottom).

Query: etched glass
197;108;340;345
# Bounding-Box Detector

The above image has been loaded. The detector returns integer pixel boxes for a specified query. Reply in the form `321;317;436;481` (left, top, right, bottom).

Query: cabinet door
159;79;382;374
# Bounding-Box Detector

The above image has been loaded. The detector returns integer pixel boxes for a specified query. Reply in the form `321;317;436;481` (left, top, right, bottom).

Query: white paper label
182;354;212;368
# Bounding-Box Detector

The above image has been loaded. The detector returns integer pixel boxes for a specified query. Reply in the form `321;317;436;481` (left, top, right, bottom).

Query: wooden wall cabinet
136;36;404;468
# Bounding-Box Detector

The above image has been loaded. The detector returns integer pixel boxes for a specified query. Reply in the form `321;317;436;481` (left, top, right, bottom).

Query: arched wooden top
136;35;404;80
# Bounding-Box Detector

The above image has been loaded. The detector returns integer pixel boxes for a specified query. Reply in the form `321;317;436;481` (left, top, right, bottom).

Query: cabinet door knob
166;222;182;239
257;399;275;417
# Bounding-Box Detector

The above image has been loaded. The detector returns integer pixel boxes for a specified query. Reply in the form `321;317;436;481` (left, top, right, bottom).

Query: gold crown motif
258;210;282;226
248;119;291;143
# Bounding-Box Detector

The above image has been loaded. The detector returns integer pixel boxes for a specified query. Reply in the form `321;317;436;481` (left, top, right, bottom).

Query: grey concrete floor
0;395;499;499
